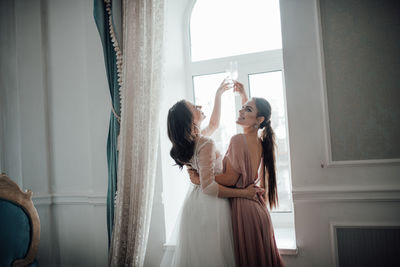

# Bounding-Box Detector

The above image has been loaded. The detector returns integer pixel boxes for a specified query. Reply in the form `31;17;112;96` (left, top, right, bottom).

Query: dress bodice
189;136;222;174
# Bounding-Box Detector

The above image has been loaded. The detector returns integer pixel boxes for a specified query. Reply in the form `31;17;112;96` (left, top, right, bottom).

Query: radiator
336;227;400;267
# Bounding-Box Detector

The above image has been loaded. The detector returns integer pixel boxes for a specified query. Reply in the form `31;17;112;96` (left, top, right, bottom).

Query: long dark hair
254;97;278;209
167;100;196;169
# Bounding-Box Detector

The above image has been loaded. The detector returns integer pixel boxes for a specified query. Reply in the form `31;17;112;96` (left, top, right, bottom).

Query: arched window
163;0;295;250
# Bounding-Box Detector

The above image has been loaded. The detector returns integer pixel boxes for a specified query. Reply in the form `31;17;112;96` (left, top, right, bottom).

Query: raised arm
201;80;231;137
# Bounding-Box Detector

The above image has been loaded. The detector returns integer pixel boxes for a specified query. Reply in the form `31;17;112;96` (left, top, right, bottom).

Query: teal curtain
93;0;121;247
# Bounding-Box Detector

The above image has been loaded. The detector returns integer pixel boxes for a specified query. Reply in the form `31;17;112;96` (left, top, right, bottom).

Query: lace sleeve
197;139;219;196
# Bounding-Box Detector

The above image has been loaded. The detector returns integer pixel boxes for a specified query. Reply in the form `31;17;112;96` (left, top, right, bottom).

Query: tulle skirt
162;185;236;267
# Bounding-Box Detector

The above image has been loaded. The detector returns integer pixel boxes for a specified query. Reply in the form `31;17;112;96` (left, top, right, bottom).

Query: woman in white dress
164;81;261;267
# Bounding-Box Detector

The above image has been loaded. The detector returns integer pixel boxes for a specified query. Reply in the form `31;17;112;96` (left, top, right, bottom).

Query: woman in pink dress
214;81;285;267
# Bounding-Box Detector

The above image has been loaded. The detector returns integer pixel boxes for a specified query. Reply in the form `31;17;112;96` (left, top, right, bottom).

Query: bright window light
190;0;282;61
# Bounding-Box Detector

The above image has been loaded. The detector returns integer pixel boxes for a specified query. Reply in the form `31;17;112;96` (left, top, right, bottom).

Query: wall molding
314;0;400;168
292;188;400;202
34;189;400;206
324;158;400;168
33;193;106;206
329;221;400;267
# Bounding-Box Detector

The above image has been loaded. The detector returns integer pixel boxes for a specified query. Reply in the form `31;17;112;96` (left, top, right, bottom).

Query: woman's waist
230;188;266;207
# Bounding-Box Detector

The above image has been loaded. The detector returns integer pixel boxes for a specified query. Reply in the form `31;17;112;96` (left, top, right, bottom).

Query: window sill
279;247;298;256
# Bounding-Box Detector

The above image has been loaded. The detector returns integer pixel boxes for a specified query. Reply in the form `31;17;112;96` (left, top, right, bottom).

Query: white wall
0;0;24;187
278;0;400;266
1;0;110;266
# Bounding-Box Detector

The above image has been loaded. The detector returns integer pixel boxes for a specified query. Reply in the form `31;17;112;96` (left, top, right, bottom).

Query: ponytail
255;98;278;209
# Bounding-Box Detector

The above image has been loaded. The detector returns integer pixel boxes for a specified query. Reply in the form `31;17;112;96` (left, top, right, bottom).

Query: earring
253;124;259;129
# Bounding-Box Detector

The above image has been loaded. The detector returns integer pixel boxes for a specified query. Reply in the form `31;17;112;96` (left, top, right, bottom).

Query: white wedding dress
163;136;236;267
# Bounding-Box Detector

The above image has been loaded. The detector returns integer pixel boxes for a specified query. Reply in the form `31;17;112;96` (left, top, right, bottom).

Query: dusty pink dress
223;134;285;267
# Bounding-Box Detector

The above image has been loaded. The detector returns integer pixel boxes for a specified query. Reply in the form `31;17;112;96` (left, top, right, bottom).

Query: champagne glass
230;61;238;81
230;61;239;95
225;61;238;92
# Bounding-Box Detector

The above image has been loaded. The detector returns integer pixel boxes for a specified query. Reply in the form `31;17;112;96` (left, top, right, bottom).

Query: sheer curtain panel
109;0;165;266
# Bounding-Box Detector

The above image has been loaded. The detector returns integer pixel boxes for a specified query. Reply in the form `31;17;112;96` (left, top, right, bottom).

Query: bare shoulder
230;133;245;145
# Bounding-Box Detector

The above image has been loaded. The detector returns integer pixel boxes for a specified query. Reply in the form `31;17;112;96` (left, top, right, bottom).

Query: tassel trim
105;0;122;124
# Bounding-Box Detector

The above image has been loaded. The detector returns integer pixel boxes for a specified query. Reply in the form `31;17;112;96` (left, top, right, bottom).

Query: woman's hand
233;81;245;96
216;79;232;96
243;184;265;200
187;168;200;185
233;81;248;104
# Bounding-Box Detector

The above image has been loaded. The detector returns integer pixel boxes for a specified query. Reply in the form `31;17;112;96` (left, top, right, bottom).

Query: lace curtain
109;0;165;266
